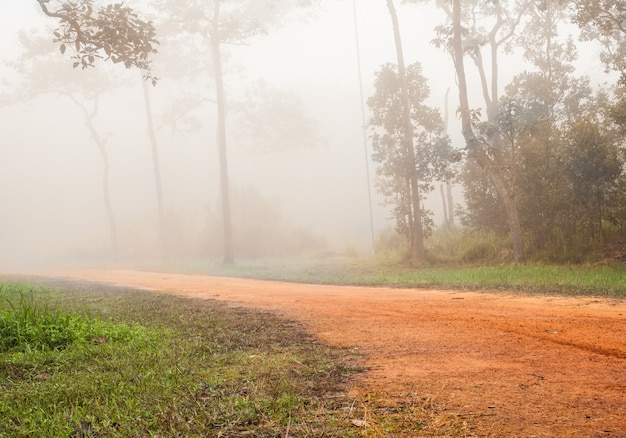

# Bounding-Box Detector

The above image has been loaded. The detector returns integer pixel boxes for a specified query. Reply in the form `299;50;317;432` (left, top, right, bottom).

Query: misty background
0;0;613;269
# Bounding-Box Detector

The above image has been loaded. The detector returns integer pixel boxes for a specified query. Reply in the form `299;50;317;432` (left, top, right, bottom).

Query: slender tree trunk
68;94;118;259
141;78;167;262
211;0;234;264
452;0;524;262
440;184;449;225
442;87;454;227
446;182;455;226
386;0;424;264
96;133;118;260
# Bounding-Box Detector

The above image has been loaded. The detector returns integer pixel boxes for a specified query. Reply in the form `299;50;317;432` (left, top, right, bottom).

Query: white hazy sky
0;0;613;269
0;0;453;265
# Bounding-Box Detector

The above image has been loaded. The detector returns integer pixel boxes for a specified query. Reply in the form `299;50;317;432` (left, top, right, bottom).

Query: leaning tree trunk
386;0;425;264
451;0;524;262
211;0;234;265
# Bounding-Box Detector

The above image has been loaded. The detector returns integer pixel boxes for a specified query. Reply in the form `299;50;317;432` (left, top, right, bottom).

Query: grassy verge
1;279;373;437
174;254;626;298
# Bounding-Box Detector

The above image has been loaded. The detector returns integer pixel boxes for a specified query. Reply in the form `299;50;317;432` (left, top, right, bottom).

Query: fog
0;1;610;270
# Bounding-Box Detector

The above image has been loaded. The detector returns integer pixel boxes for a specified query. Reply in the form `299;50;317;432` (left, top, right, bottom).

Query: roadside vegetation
177;227;626;299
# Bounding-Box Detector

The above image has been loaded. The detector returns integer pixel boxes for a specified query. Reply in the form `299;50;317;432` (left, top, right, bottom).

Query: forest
1;0;625;268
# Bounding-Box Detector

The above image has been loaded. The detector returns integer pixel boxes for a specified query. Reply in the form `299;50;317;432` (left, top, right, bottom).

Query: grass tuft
0;286;149;354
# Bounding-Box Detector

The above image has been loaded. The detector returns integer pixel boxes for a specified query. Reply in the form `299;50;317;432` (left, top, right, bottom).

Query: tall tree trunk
442;87;454;227
386;0;425;264
451;0;524;262
211;0;234;264
141;78;167;262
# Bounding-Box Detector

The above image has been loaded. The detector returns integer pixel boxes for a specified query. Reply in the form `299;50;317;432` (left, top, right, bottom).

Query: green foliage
459;160;509;235
459;240;499;264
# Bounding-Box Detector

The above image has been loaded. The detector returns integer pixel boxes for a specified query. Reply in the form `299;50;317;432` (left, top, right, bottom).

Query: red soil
40;269;626;437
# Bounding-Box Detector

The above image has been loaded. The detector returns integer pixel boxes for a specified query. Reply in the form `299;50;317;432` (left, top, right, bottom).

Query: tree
384;0;426;264
368;62;451;260
230;80;319;153
69;91;120;257
153;0;315;264
36;0;158;83
563;117;623;237
497;2;585;255
441;87;456;228
35;0;167;259
140;76;167;261
483;1;625;259
4;31;124;258
431;0;534;262
570;0;626;76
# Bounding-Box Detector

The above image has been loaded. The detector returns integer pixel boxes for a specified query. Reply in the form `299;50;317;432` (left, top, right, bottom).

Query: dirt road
39;269;626;437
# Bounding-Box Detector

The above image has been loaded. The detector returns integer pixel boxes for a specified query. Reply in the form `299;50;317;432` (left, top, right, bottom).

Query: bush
460;240;498;263
425;227;509;264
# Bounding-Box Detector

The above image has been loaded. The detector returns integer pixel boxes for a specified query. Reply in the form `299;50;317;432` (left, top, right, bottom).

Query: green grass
0;280;373;437
176;254;626;298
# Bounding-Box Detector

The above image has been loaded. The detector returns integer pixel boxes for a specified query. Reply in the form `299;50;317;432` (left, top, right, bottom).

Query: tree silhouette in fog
5;34;125;259
151;0;316;264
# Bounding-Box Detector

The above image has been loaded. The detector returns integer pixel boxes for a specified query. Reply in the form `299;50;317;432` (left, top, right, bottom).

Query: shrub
375;227;406;254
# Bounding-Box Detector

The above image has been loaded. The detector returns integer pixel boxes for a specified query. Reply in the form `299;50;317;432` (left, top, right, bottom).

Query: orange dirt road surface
35;269;626;437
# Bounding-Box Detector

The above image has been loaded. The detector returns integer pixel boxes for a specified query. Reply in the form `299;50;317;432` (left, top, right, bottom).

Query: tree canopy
36;0;158;83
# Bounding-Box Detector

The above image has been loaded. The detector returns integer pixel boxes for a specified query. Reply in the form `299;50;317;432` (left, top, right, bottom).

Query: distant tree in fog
382;0;427;265
36;0;158;83
231;80;320;153
5;33;124;259
32;0;162;261
152;0;316;265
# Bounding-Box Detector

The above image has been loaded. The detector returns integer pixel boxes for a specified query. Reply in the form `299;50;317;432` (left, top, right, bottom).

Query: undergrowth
180;253;626;298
